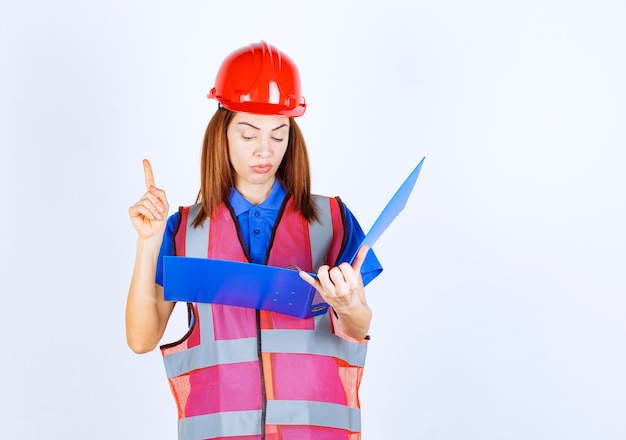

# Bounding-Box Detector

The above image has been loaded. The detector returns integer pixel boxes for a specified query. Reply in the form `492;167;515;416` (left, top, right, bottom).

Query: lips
251;164;272;174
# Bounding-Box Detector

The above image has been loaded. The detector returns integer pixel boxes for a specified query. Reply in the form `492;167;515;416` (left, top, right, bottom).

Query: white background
1;1;625;439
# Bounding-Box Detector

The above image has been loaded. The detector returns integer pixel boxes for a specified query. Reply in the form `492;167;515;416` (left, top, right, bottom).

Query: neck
235;178;275;205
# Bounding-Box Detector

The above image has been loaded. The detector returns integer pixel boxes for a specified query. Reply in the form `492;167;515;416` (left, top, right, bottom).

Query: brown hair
191;108;318;227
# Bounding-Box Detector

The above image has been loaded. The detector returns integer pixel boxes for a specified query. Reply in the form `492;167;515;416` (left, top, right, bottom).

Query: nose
255;137;271;158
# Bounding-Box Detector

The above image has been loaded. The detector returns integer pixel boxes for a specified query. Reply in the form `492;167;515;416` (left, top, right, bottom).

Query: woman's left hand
299;245;369;316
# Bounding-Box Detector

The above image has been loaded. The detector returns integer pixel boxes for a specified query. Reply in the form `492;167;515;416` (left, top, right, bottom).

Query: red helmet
207;41;306;117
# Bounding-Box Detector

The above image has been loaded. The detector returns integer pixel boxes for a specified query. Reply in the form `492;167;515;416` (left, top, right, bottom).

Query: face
226;112;290;197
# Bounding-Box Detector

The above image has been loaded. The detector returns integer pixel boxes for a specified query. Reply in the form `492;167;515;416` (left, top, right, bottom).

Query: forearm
334;301;372;341
126;238;172;353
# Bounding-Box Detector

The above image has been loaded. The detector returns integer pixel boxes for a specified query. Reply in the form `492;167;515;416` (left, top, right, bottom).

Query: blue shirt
229;180;287;264
155;182;382;286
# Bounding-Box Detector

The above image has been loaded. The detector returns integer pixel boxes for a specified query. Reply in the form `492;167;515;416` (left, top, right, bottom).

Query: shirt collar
228;179;287;217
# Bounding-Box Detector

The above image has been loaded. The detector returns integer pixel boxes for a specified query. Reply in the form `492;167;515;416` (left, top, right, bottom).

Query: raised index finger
142;159;155;190
351;245;370;274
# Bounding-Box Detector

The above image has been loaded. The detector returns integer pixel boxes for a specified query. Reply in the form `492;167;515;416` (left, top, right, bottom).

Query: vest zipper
256;309;267;439
255;195;289;438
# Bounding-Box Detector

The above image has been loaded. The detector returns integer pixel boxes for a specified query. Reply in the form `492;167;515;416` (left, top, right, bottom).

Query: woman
127;41;382;440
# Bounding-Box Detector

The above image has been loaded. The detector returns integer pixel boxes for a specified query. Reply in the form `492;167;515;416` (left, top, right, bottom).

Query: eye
271;137;285;142
242;134;256;141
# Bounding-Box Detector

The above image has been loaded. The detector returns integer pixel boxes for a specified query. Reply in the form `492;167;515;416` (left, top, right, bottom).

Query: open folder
164;157;425;318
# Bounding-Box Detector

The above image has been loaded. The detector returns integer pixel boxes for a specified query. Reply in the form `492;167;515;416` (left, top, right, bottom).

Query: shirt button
254;211;261;217
254;229;260;235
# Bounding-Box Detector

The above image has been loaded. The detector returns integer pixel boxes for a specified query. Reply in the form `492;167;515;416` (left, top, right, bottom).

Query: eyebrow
237;122;289;132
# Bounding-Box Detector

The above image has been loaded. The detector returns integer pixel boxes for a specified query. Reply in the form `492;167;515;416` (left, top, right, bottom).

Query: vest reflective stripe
266;401;361;431
179;410;262;439
310;195;333;271
197;303;215;341
185;204;209;258
178;401;361;438
163;336;258;378
164;312;367;379
261;314;367;367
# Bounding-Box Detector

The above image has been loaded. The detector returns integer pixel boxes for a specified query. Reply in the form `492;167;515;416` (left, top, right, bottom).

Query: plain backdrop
1;1;625;439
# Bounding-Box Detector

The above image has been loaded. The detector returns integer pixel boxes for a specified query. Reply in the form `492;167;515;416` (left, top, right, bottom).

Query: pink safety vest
160;195;368;440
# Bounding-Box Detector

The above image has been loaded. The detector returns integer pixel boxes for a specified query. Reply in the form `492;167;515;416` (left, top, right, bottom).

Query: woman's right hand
126;159;174;353
128;159;169;240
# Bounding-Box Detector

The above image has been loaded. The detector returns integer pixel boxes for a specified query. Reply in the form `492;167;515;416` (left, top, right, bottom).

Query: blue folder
164;257;329;318
164;157;425;318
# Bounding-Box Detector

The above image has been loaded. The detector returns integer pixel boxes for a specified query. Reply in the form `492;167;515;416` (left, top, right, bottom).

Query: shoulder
311;194;345;210
167;202;205;232
311;194;347;224
166;210;180;229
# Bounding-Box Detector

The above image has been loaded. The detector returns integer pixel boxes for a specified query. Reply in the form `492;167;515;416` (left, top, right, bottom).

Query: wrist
334;300;368;318
136;235;163;256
